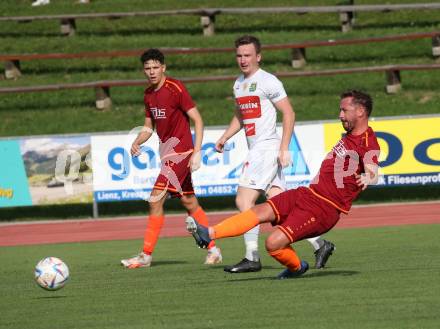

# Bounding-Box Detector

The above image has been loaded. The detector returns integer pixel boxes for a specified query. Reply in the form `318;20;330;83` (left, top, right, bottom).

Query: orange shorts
153;152;194;198
266;186;340;243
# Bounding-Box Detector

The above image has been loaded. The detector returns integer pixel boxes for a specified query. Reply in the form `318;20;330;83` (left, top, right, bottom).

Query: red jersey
309;126;380;213
144;77;195;153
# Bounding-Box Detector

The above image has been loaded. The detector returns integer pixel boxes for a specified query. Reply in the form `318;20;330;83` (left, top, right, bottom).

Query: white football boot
121;252;152;268
204;248;222;265
32;0;50;6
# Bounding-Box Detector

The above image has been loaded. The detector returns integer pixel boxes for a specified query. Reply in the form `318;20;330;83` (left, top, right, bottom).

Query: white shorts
238;141;286;192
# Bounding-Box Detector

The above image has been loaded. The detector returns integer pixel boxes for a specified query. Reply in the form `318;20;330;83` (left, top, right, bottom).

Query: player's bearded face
236;44;261;76
339;97;357;132
143;60;166;85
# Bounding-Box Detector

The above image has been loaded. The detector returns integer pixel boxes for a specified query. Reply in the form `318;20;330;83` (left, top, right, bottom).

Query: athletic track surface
1;201;439;247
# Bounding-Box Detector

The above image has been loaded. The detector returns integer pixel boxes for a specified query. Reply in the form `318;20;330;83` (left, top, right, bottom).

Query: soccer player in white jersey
215;35;335;273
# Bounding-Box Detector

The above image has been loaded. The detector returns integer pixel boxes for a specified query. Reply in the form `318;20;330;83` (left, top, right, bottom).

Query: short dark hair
340;89;373;117
140;48;165;64
234;35;261;54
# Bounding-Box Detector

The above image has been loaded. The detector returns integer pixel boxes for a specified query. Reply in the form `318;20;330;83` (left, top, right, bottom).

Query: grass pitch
1;224;439;329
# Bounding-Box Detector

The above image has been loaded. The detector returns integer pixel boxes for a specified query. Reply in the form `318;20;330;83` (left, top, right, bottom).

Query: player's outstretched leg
314;240;335;269
185;216;212;248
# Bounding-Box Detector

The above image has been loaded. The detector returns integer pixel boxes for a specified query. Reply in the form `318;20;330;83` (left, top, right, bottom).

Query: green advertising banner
0;136;93;208
0;140;32;207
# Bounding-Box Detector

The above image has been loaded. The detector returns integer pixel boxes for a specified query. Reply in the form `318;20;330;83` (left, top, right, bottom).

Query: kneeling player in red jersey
186;90;380;279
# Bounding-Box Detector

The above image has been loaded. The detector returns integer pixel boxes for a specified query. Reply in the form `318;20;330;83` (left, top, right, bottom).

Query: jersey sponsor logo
332;139;347;158
249;82;257;92
236;96;261;119
268;91;281;100
244;123;256;136
150;107;166;119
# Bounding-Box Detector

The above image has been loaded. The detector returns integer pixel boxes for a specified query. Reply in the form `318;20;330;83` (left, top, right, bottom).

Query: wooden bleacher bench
1;63;440;110
1;3;440;36
2;31;440;79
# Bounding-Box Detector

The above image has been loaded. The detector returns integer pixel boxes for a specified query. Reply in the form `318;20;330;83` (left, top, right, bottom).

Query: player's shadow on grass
34;295;68;299
147;260;187;267
225;270;359;282
304;270;359;278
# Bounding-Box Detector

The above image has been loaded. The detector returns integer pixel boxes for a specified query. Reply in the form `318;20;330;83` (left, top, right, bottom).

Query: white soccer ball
34;257;70;291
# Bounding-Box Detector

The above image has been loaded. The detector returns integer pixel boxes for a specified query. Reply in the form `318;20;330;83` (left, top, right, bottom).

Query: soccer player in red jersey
121;48;222;268
186;90;380;279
